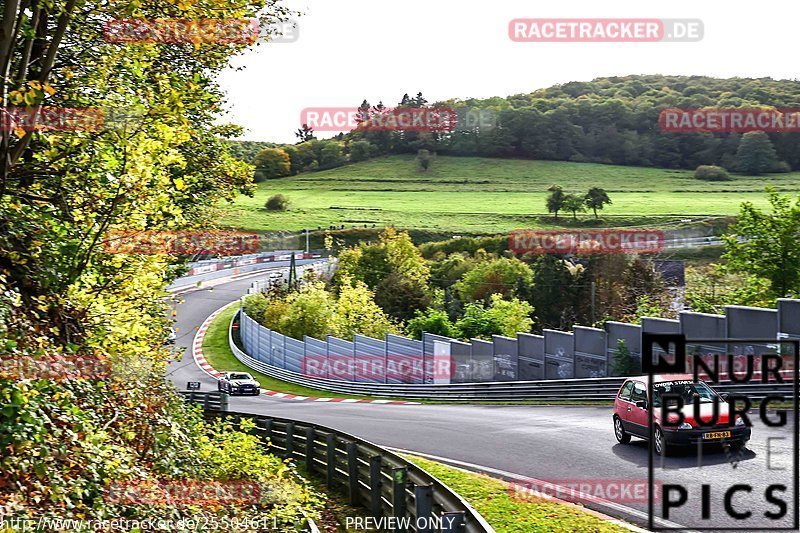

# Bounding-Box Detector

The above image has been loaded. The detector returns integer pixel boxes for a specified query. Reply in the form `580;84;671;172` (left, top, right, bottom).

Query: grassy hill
220;156;800;233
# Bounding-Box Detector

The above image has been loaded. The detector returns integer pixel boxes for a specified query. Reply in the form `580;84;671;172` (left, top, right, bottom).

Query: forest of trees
237;75;800;178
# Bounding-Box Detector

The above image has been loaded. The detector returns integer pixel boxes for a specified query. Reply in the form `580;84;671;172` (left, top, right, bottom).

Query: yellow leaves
43;83;56;96
173;177;186;191
8;90;23;105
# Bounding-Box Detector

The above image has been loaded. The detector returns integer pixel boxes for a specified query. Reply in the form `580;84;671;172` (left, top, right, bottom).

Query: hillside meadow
220;156;797;233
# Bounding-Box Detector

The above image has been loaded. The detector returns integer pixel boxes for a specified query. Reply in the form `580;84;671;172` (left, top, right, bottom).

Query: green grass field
220;156;799;233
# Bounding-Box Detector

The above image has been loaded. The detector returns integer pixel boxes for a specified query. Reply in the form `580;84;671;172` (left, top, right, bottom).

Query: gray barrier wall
574;326;607;378
237;297;800;383
680;311;727;356
327;335;355;381
518;333;544;381
450;339;473;383
353;334;386;383
778;299;800;339
470;339;494;382
304;336;328;378
386;334;423;384
606;322;641;376
726;305;779;339
544;329;574;379
492;335;518;381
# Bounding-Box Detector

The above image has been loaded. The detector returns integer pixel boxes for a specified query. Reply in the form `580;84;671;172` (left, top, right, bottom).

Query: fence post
219;392;229;412
286;422;295;457
440;511;466;533
346;441;359;505
263;418;273;450
369;455;383;518
306;427;316;473
414;485;433;533
326;433;336;489
392;467;407;533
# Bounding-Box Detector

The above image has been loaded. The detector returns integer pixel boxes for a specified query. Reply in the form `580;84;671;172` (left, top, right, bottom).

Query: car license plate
702;431;732;440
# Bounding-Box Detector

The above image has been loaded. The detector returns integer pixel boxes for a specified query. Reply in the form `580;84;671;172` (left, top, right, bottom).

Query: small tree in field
563;193;586;221
546;184;565;219
584;187;612;218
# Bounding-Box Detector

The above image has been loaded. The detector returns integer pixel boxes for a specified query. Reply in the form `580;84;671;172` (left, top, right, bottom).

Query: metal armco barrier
179;392;493;533
178;390;229;411
230;310;796;401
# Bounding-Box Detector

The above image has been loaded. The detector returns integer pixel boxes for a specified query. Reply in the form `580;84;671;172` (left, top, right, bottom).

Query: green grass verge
221;155;795;233
200;305;616;406
403;455;628;532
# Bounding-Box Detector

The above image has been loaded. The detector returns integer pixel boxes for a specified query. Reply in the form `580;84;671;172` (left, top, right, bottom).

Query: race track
167;270;798;532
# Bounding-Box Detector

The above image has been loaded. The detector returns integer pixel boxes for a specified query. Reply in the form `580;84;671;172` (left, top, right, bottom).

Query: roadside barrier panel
327;335;356;382
778;298;800;339
544;329;574;379
726;305;778;339
304;336;328;379
470;339;494;382
574;326;607;379
449;339;473;384
492;335;518;381
386;334;424;384
680;311;727;358
517;333;544;381
605;321;641;377
284;336;305;374
354;334;387;383
725;305;779;357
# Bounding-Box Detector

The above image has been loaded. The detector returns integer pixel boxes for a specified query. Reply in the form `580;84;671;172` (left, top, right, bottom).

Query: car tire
654;426;668;456
614;416;631;444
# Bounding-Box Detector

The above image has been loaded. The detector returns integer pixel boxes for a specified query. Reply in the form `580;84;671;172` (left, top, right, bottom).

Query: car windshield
230;373;251;380
652;380;718;408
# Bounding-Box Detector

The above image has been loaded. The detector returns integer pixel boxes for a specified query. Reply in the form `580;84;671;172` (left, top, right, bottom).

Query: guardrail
178;391;493;533
229;310;796;401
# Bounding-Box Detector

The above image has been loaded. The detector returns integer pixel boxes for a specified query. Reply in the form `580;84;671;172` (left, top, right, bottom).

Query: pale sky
218;0;799;144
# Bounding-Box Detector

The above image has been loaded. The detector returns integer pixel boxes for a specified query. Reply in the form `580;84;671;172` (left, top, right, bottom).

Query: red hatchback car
613;374;751;455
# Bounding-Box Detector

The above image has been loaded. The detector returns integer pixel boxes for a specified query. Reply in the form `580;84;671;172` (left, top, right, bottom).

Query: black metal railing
178;391;493;533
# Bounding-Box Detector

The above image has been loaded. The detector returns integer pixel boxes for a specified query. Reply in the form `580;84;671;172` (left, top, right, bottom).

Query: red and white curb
192;303;419;405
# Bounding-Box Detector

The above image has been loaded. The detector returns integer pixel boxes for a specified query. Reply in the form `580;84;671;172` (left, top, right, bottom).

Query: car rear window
618;380;634;400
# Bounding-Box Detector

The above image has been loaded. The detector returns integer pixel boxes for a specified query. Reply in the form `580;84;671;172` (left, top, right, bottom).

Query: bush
694;165;731;181
611;339;639;376
405;309;457;340
265;194;290;211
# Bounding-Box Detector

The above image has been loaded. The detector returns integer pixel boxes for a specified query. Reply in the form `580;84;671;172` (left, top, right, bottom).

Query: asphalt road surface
168;271;798;532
